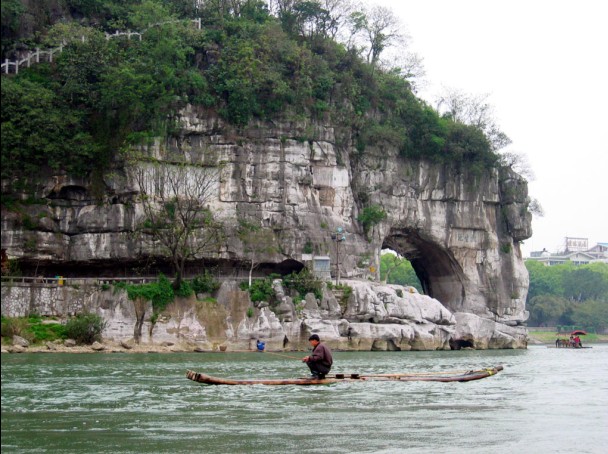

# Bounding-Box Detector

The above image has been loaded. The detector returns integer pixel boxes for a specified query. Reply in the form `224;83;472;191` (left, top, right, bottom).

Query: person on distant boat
256;339;265;352
302;334;333;379
574;335;581;348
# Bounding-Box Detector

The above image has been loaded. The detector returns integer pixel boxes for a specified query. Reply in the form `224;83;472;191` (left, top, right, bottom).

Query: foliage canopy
2;0;501;183
525;261;608;332
380;253;423;293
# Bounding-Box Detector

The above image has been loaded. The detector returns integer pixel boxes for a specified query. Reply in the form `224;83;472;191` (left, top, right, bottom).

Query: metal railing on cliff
1;18;201;75
0;274;250;288
0;273;352;289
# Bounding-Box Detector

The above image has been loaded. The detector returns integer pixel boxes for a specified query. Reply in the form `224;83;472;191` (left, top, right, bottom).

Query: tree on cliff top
346;5;404;68
130;158;223;289
2;0;501;192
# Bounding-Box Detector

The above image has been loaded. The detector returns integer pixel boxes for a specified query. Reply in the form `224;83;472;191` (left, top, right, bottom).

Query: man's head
308;334;320;346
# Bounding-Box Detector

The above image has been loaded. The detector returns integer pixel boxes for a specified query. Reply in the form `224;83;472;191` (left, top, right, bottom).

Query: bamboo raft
186;365;504;386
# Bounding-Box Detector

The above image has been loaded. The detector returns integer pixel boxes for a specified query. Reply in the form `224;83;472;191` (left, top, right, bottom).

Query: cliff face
1;107;532;347
0;278;526;350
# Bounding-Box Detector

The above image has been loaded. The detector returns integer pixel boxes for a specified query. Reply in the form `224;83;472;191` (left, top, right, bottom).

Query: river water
1;345;607;454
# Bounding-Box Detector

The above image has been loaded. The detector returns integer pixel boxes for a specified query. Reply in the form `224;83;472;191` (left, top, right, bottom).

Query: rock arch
0;113;532;348
382;227;465;313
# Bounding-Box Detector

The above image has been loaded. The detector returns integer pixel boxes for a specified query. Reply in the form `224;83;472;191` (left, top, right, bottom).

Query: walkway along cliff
1;110;532;349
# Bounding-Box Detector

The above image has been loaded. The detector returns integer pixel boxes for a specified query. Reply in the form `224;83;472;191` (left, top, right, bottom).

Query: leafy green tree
357;204;386;238
380;253;423;293
526;261;608;303
124;273;176;342
240;275;275;303
380;252;401;284
2;0;503;216
289;0;334;39
1;0;25;46
1;77;99;180
129;0;174;29
527;295;569;327
525;261;608;327
191;271;221;295
64;313;107;345
562;266;608;302
525;260;564;300
283;267;323;300
52;27;109;107
571;300;608;333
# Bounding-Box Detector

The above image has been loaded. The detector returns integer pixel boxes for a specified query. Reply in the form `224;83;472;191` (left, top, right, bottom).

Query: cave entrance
382;228;465;312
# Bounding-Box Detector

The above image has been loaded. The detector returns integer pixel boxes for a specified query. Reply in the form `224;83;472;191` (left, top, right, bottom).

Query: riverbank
0;339;257;354
3;331;607;354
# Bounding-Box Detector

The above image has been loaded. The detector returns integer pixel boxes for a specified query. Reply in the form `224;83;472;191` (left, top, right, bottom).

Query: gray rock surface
1;279;527;349
1;111;532;348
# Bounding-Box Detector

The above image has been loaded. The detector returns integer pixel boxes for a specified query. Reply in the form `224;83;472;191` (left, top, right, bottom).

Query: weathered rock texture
0;278;526;350
1;109;532;348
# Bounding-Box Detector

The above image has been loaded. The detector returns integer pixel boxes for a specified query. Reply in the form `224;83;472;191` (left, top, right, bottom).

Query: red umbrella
571;330;587;335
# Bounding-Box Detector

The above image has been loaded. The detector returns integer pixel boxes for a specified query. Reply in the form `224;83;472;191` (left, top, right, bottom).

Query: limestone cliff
0;278;525;350
0;108;532;348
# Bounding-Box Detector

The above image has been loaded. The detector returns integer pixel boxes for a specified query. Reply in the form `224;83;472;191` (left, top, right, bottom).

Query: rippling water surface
2;345;607;453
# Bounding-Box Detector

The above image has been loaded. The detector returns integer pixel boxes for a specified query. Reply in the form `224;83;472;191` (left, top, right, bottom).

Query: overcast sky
375;0;607;256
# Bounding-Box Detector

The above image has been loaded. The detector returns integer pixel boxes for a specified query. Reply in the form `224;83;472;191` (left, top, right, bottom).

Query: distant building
587;242;608;260
527;238;607;266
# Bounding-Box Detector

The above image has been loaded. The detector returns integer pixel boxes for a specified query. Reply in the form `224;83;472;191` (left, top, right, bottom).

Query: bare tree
133;297;148;343
497;149;543;217
528;198;544;217
435;88;512;151
379;51;427;93
316;0;356;39
237;220;279;286
499;151;535;181
347;5;404;67
131;159;223;289
268;0;295;15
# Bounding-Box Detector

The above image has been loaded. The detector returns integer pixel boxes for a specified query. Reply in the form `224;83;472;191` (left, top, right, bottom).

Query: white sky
375;0;607;256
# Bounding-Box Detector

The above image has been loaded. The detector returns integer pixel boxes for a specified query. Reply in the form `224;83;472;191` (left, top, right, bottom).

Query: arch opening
382;228;465;312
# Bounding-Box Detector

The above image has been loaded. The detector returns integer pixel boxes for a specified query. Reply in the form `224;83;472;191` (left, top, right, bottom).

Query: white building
527;239;607;266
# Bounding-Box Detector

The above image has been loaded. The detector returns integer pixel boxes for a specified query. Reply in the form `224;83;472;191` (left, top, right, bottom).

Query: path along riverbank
0;339;268;354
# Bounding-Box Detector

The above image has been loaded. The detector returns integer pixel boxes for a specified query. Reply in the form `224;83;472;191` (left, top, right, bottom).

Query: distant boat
551;330;591;348
186;365;504;386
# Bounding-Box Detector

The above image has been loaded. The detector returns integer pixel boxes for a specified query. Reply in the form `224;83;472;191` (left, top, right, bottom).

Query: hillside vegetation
2;0;502;183
379;254;608;334
525;261;608;333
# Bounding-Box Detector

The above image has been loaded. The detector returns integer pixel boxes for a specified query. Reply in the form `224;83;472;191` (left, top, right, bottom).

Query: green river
2;345;607;453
